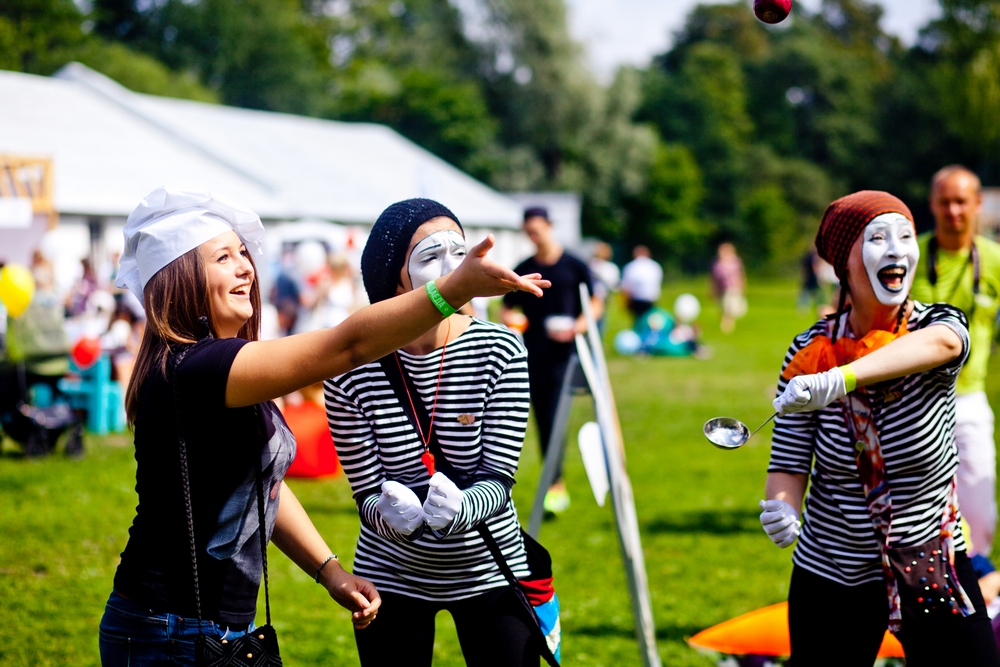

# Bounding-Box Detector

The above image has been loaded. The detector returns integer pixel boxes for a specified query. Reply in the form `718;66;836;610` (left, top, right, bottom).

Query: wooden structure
0;155;57;227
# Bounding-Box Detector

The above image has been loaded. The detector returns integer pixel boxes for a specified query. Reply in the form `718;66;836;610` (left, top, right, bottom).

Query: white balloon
673;293;701;324
294;240;328;277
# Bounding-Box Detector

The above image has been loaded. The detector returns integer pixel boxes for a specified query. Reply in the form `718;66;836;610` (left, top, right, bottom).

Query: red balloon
754;0;792;24
72;337;102;370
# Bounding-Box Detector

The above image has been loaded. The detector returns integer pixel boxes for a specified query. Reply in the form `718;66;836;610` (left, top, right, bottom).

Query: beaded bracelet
314;554;338;583
426;280;457;318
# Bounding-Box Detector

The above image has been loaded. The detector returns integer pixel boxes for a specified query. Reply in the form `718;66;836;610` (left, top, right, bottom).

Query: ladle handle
748;412;778;441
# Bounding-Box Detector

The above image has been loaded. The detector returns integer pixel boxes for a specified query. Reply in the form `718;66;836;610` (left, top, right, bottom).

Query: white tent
0;64;530;270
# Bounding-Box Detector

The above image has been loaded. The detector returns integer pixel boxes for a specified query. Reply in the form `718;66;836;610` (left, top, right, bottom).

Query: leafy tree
623;141;709;272
0;0;88;73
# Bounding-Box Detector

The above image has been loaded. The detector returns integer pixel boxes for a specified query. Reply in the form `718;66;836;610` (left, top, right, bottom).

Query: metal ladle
703;413;778;450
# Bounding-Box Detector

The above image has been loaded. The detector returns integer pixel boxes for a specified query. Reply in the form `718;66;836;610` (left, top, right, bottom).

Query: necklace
394;318;451;476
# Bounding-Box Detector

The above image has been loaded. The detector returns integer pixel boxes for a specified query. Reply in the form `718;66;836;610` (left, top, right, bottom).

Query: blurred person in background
588;241;620;335
620;245;662;322
711;242;747;334
6;247;69;395
270;248;302;336
911;165;1000;574
502;206;599;514
66;258;98;318
307;253;358;329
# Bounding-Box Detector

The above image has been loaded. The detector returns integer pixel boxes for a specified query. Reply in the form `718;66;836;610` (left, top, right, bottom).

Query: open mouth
230;285;250;297
877;265;907;293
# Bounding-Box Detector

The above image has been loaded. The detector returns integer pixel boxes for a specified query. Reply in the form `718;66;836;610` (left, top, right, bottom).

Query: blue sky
565;0;941;80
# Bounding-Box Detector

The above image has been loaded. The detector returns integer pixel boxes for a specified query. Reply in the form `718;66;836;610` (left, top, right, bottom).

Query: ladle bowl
703;413;777;450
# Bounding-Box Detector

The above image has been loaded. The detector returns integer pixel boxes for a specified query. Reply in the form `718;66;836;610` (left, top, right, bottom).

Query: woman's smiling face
399;217;466;293
200;230;255;338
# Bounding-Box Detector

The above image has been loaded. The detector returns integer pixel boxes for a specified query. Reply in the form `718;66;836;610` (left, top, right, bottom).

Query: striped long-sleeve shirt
324;319;531;600
768;301;970;586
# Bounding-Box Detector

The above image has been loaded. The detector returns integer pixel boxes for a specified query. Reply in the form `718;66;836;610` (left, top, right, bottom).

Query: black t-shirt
114;337;295;625
503;252;593;361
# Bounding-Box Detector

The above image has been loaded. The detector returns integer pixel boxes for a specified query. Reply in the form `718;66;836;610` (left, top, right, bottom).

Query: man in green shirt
911;165;1000;559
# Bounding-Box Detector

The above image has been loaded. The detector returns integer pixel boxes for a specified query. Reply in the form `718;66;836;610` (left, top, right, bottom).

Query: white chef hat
115;187;265;302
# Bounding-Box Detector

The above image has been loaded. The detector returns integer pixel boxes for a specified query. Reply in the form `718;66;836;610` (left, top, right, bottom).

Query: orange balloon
688;602;903;659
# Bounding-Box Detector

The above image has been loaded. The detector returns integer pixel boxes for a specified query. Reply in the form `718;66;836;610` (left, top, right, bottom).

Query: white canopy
0;63;523;229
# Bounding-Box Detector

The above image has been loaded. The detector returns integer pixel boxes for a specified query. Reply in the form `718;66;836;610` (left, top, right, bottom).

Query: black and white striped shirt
768;301;970;586
324;319;531;600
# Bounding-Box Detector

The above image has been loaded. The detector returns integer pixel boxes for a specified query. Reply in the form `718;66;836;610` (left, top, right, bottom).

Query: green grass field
4;278;996;666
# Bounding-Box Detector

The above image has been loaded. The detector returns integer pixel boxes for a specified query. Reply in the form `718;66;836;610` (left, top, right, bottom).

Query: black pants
627;298;654;319
788;555;1000;667
354;587;540;667
526;353;572;482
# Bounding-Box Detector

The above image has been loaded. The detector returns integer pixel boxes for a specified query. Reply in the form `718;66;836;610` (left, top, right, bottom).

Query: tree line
3;0;999;272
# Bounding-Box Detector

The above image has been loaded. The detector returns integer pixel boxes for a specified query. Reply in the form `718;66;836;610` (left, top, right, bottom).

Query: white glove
376;481;424;536
772;367;847;416
422;472;464;531
759;499;801;548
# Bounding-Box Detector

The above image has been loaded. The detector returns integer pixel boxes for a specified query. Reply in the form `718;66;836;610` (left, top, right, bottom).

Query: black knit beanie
361;198;463;304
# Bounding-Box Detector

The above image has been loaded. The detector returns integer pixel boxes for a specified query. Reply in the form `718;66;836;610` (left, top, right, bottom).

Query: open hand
439;235;550;305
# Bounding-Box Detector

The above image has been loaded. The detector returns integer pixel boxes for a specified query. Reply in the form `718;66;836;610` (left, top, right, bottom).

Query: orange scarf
781;323;908;381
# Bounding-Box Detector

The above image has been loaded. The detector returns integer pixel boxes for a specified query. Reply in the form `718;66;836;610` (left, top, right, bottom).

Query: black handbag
379;354;560;666
170;345;282;667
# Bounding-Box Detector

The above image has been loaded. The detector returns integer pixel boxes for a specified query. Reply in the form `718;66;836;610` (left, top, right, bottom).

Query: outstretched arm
850;324;963;387
227;235;549;407
774;324;964;416
270;482;381;629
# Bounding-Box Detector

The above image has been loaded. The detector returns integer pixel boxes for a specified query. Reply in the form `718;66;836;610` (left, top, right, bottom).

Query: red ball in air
753;0;792;24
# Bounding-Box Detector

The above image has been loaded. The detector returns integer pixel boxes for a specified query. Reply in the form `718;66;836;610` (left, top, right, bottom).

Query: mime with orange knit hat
759;191;1000;665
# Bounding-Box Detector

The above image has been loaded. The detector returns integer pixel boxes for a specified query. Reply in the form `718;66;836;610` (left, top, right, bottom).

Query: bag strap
377;353;559;666
170;344;272;631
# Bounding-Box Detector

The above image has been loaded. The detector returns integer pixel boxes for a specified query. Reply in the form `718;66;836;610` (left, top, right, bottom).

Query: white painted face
861;212;919;306
406;229;467;291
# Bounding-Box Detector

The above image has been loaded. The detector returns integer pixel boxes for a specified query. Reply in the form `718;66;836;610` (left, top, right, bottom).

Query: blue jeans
99;591;251;666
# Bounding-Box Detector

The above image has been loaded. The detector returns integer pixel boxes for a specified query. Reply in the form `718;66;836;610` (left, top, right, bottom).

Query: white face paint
861;212;920;306
406;229;467;291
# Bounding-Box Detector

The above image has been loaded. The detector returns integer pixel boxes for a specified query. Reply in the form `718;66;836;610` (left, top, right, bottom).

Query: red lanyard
394;320;450;476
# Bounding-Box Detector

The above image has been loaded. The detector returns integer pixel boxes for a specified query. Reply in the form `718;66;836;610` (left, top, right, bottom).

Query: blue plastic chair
58;354;125;434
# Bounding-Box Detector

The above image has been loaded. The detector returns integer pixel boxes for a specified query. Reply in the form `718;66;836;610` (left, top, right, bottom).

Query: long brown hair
125;245;261;425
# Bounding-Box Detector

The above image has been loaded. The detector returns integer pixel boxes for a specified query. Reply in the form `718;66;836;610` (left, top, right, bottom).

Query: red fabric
520;576;555;605
816;191;914;280
281;400;340;478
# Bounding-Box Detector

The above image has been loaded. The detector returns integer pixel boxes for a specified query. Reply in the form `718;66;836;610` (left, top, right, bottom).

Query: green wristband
426;280;457;318
839;364;857;393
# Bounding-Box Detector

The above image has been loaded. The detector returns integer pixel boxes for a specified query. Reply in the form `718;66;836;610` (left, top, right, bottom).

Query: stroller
0;289;85;457
0;357;84;457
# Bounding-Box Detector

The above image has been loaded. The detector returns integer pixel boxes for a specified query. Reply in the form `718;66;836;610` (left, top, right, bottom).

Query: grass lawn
5;277;994;665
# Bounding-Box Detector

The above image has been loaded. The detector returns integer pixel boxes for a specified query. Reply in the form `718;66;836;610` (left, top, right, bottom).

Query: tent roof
0;64;522;228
